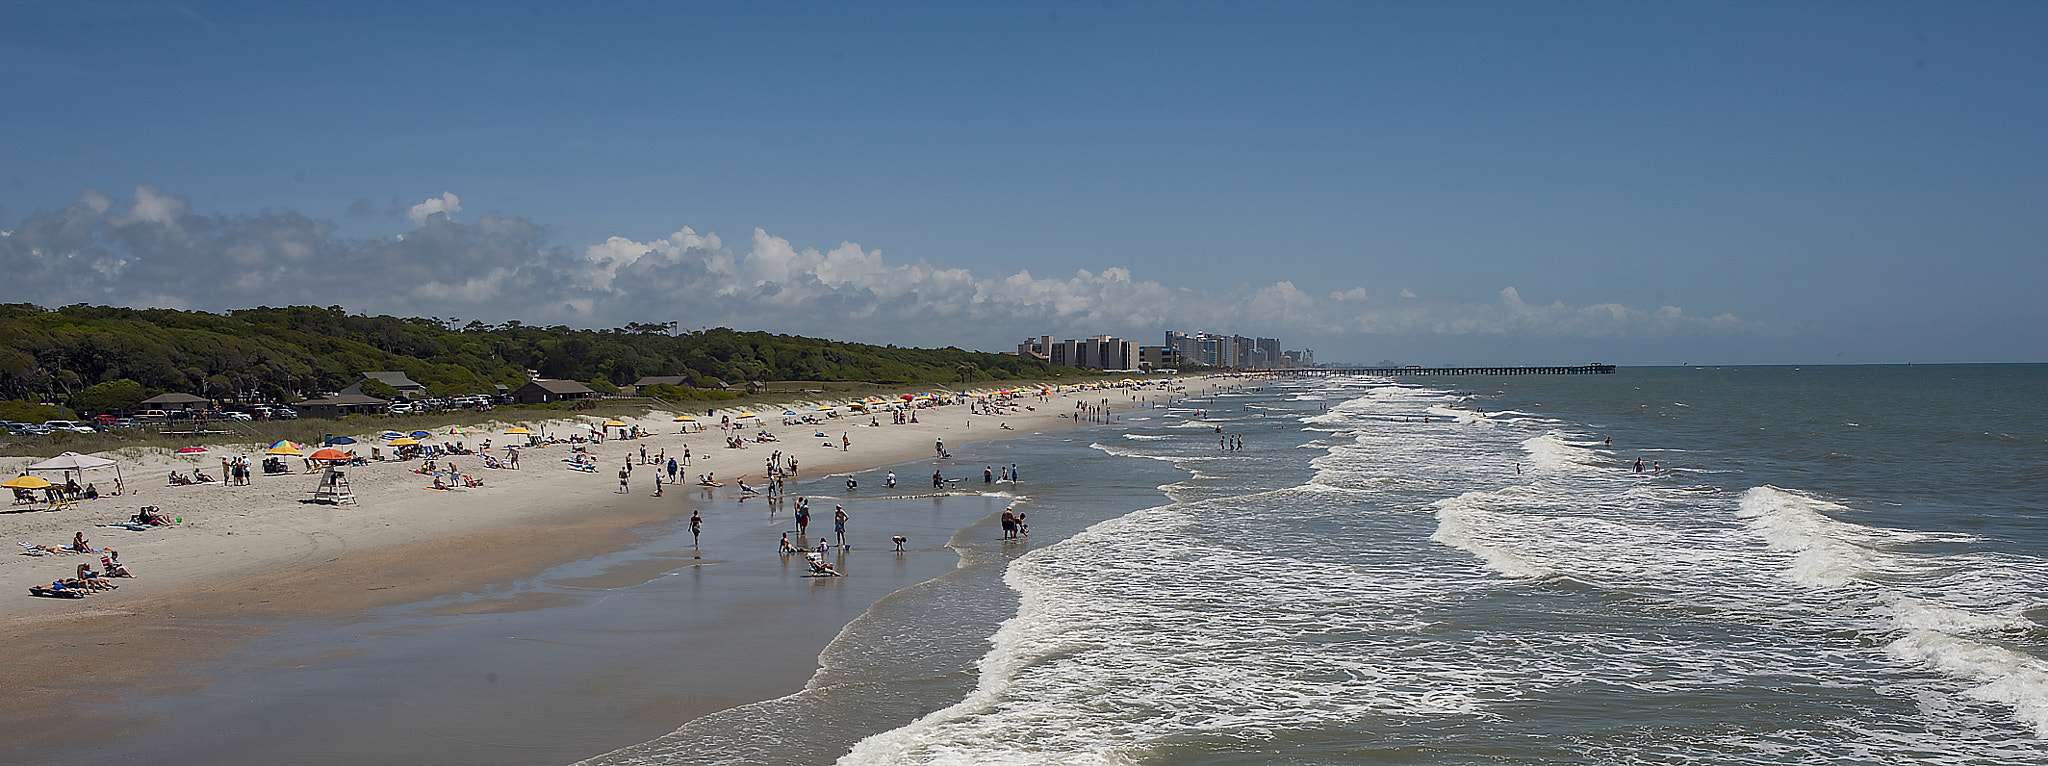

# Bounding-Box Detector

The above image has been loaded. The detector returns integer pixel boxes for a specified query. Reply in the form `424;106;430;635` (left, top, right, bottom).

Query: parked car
42;420;98;434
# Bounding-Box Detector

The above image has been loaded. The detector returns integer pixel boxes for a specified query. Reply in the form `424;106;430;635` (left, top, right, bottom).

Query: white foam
1888;630;2048;737
1520;431;1606;473
1735;486;1926;588
1429;492;1555;579
1120;433;1170;441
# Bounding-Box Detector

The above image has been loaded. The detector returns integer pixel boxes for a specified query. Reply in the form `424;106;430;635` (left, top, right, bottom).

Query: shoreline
1;376;1233;761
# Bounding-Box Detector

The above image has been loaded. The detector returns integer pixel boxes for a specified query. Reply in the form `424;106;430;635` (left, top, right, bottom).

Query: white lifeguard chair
310;465;355;505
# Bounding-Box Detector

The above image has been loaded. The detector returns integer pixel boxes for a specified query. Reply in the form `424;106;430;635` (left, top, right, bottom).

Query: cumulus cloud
0;185;1753;352
407;192;461;227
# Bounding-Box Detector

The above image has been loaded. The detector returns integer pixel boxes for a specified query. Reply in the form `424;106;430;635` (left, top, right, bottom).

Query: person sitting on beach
780;532;796;553
100;553;133;578
738;480;758;494
83;483;99;500
76;563;116;590
71;532;91;553
193;470;214;484
168;471;190;485
135;506;171;525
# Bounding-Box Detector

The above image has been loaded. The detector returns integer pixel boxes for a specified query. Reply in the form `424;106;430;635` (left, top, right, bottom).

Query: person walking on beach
842;433;850;451
834;505;849;548
618;467;630;493
691;511;702;546
795;499;810;538
668;457;677;480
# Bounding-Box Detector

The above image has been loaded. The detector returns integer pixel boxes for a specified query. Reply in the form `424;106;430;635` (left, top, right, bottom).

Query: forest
0;303;1082;413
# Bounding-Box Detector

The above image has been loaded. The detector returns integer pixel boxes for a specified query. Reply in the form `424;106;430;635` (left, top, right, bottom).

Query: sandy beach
1;376;1232;763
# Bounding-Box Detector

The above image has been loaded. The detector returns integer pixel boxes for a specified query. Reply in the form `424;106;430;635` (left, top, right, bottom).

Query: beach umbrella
2;475;52;490
602;420;628;428
380;431;404;440
409;430;433;439
783;410;798;415
265;440;304;456
388;437;420;446
309;448;349;461
174;446;209;455
442;427;468;435
670;416;695;422
325;436;357;445
505;427;533;434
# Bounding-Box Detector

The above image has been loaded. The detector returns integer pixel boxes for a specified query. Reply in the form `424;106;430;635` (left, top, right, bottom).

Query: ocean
587;365;2048;765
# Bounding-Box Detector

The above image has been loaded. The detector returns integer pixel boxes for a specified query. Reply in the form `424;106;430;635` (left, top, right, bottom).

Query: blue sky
3;1;2043;365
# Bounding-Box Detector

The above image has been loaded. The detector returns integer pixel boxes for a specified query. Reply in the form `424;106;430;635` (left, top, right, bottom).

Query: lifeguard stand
310;465;355;505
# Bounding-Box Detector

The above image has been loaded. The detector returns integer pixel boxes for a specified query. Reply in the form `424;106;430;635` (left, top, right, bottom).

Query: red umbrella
309;448;349;461
175;446;209;455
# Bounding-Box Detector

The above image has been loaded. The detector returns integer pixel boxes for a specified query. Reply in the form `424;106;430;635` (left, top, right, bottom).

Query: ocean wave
1887;629;2048;737
1120;433;1170;441
1735;486;1929;588
1520;431;1607;472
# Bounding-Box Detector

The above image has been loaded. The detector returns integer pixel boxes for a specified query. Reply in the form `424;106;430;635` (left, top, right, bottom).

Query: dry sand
0;375;1234;756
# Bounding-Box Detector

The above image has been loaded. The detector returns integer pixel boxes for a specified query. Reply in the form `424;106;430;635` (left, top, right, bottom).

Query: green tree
69;378;146;413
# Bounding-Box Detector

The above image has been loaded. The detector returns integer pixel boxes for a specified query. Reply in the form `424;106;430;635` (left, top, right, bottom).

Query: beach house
511;379;597;405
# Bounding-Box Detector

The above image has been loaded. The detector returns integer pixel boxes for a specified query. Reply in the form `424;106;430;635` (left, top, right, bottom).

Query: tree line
0;303;1082;413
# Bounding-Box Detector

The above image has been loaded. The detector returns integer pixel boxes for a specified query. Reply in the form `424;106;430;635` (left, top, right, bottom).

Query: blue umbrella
409;430;433;439
326;436;358;445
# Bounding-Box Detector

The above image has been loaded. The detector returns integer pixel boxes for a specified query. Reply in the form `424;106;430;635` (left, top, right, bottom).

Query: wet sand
1;378;1225;764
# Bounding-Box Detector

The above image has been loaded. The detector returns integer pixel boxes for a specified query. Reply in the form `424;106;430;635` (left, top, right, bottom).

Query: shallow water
592;365;2048;765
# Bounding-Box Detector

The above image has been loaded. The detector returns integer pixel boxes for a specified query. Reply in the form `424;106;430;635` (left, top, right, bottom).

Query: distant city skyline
3;2;2043;365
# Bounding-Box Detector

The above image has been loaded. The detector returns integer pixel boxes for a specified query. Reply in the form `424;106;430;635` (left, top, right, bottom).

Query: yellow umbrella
602;420;629;428
504;427;532;435
671;415;697;422
388;437;420;446
2;475;53;490
733;413;758;419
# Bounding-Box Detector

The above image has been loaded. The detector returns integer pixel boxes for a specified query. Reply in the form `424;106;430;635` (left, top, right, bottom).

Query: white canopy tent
26;451;123;491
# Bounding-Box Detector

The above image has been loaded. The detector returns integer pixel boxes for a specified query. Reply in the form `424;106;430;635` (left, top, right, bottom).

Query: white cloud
0;185;1755;352
407;192;462;227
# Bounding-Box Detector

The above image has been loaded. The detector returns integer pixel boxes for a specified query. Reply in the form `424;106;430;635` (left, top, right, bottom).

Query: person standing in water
690;510;702;546
834;504;849;548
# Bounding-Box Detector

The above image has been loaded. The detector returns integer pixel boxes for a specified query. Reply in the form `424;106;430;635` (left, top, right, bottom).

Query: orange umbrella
309;448;349;461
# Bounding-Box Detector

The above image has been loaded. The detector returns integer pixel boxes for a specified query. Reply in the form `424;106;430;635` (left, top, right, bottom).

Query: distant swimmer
1634;459;1645;473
